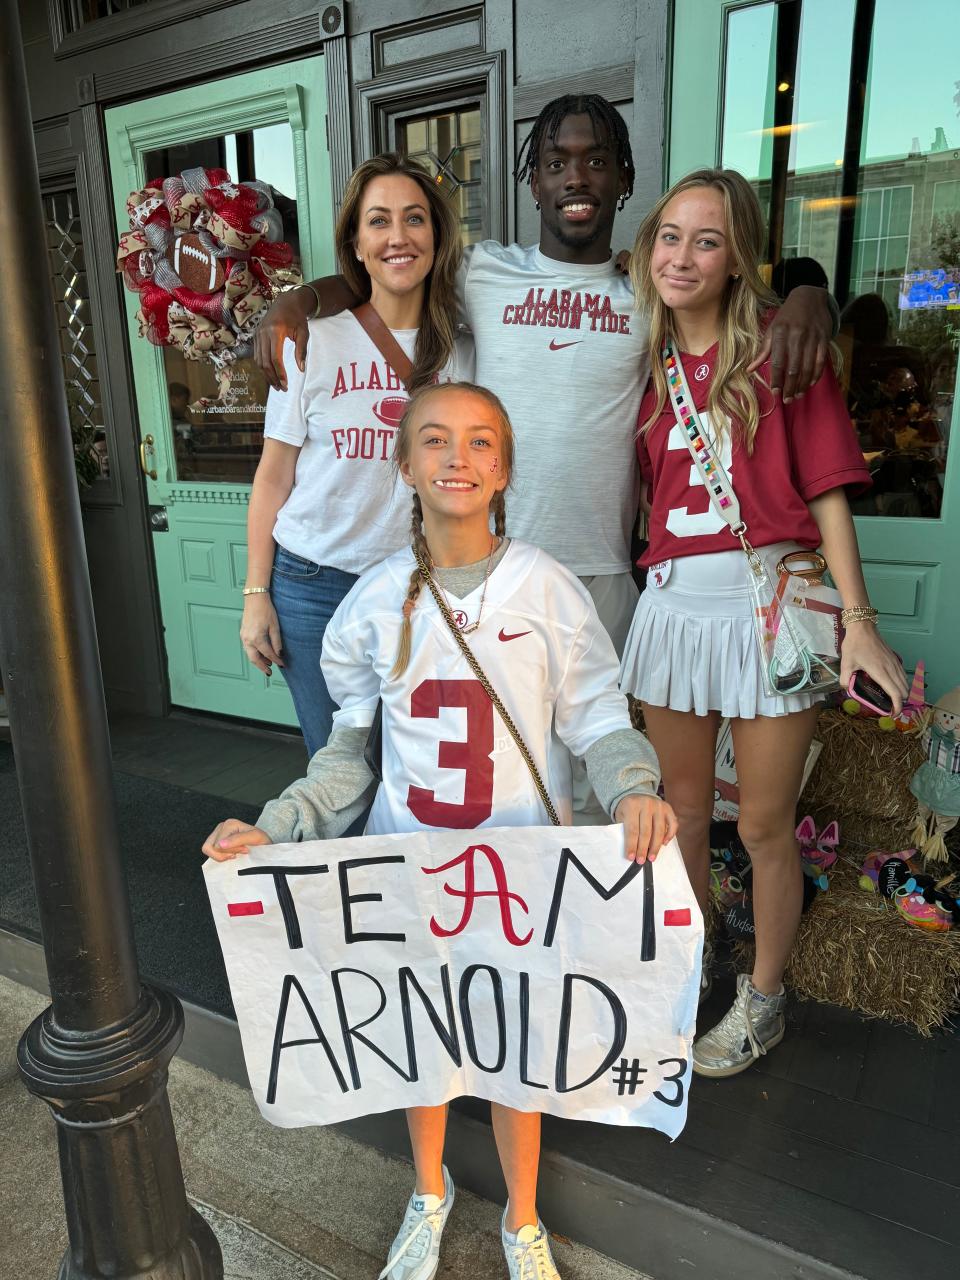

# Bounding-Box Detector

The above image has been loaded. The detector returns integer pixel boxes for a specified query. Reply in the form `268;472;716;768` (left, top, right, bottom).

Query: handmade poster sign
205;827;702;1139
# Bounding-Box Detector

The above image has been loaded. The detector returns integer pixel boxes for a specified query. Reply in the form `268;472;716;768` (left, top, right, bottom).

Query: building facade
21;0;960;732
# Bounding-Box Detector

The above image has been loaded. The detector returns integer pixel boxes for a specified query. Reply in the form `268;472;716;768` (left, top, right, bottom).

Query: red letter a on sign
423;844;533;946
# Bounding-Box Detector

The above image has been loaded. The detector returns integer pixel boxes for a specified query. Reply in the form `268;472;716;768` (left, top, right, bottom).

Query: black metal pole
834;0;875;308
766;0;801;270
0;3;222;1276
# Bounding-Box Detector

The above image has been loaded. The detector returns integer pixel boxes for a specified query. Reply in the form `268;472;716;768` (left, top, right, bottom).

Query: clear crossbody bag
663;342;842;699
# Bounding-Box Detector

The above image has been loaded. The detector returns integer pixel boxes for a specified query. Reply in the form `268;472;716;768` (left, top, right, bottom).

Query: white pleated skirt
619;543;826;720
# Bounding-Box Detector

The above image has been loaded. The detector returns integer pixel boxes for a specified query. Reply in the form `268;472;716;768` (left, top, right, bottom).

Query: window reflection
144;123;301;485
721;0;960;518
398;107;484;246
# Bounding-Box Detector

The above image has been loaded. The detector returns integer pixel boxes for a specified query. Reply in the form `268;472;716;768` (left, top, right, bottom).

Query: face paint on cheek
489;456;499;473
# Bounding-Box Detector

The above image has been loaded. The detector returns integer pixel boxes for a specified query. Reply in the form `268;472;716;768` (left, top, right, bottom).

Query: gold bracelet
241;586;271;596
841;605;878;626
299;281;321;317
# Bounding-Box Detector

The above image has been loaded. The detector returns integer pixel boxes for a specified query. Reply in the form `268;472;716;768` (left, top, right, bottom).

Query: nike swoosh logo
548;339;581;351
498;628;532;642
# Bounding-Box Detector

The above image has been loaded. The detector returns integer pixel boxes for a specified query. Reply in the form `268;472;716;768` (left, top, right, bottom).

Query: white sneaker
501;1215;561;1280
379;1166;455;1280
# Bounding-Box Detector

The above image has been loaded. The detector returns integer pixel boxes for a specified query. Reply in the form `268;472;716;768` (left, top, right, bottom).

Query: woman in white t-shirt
241;154;470;755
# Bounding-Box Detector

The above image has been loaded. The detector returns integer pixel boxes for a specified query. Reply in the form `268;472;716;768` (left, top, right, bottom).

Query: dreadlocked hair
514;94;635;199
389;382;515;678
631;168;778;452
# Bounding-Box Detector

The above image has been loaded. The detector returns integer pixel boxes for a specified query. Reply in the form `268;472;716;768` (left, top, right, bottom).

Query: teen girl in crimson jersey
205;382;676;1280
619;169;907;1078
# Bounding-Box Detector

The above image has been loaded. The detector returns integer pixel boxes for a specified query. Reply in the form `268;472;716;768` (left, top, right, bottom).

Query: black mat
0;741;255;1015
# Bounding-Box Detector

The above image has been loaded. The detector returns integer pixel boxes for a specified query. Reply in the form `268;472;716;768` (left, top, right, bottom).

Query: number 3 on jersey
664;414;733;539
406;678;494;827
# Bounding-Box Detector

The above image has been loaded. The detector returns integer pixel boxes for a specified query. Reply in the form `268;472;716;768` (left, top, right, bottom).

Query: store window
720;0;960;518
143;124;301;486
43;188;108;486
397;106;484;246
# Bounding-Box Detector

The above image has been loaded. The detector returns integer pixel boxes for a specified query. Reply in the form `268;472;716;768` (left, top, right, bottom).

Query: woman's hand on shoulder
240;592;284;676
840;624;909;716
614;793;678;864
202;819;273;861
749;287;832;404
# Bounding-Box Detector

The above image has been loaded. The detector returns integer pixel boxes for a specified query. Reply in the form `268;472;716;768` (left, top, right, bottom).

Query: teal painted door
105;59;335;724
670;0;960;700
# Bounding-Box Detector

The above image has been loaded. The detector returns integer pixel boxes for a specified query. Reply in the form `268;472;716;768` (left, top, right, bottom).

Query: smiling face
531;113;626;261
399;387;509;531
354;174;436;306
650;187;736;319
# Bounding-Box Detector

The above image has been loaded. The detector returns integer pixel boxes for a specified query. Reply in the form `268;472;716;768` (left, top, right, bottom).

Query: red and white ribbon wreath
116;166;298;406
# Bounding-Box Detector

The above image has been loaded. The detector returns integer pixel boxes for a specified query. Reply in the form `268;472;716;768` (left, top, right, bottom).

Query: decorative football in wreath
116;166;299;406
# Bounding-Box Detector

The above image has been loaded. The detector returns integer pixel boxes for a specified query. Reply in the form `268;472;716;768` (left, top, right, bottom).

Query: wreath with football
116;166;299;406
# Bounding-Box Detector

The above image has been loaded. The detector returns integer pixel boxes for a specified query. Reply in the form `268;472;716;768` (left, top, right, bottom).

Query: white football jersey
321;540;632;834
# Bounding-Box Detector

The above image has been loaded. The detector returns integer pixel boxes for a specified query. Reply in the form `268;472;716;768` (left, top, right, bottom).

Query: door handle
139;434;157;481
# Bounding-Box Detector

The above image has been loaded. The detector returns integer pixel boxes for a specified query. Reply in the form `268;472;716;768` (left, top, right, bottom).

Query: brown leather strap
352;302;415;391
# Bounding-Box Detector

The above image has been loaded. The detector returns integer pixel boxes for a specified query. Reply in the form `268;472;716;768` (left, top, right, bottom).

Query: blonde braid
491;490;507;538
391;494;431;678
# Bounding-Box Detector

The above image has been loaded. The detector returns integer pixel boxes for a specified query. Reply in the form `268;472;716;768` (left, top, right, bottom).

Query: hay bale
735;860;960;1034
800;708;925;853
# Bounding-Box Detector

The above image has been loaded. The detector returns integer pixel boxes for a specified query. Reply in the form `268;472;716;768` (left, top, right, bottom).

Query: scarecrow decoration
910;686;960;865
116;166;298;406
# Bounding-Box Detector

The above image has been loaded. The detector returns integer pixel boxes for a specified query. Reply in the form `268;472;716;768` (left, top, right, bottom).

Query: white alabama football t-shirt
457;242;651;576
321;540;632;833
264;312;473;576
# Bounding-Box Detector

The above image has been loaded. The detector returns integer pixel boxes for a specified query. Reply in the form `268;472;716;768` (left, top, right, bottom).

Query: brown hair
630;167;778;450
389;382;515;678
335;153;462;391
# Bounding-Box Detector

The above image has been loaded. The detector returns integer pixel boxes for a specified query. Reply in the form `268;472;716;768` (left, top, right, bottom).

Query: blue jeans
270;546;358;758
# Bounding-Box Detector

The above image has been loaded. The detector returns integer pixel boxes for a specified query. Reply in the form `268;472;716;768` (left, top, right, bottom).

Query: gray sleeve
256;725;375;843
584;727;661;819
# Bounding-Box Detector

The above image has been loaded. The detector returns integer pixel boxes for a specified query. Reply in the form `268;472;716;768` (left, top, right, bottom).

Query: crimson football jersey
321;540;632;833
636;346;870;567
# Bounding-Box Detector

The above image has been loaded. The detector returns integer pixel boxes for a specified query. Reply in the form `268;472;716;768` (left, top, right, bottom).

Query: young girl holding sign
619;169;907;1078
204;381;677;1280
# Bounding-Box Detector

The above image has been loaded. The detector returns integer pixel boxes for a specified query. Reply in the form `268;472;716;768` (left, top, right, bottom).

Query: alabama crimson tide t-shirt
264;312;471;575
636;346;870;567
458;242;650;576
321;540;632;832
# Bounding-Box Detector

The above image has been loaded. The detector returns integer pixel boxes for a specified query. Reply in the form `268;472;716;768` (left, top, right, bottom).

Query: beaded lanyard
662;340;764;578
662;339;838;695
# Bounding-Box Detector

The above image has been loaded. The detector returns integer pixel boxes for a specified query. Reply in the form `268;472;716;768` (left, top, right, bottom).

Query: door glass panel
64;0;152;33
720;0;960;518
143;123;301;485
397;106;484;246
44;188;109;485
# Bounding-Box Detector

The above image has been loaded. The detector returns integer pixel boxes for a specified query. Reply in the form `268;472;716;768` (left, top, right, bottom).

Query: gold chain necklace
429;535;499;635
